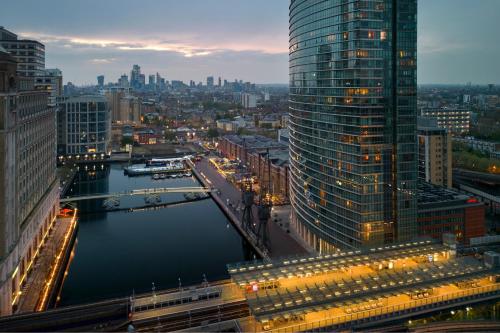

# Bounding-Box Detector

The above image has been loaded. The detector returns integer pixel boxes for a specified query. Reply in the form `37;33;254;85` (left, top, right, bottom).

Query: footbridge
60;187;215;203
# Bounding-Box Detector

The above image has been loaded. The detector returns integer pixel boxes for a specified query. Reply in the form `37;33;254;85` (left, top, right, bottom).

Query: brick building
417;182;486;245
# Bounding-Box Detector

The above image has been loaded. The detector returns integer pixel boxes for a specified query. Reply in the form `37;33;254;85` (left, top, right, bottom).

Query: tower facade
289;0;418;252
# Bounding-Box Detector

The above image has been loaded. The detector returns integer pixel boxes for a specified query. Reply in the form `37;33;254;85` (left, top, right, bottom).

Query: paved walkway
17;215;76;313
194;157;307;258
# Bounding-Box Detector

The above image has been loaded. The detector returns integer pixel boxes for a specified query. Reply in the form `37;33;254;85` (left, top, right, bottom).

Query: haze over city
1;0;499;85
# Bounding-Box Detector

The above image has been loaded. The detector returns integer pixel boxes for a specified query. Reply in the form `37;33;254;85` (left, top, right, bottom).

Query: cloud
89;58;117;64
17;31;286;58
418;34;466;55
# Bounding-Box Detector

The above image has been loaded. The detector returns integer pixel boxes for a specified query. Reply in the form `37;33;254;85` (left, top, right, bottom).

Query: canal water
57;163;255;307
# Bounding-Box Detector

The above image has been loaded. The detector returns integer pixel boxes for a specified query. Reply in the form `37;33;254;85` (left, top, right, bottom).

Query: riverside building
289;0;418;252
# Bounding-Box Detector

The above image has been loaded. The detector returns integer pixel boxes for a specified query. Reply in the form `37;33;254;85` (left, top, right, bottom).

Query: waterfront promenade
17;210;78;313
192;157;307;258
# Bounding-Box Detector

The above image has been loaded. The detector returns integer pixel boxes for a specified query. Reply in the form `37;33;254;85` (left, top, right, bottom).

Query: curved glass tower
289;0;418;252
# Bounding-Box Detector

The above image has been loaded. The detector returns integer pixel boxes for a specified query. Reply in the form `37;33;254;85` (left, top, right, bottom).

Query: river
57;163;255;307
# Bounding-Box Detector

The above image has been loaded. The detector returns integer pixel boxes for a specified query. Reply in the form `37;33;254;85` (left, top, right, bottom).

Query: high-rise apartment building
0;27;45;77
0;47;59;314
289;0;418;252
418;117;452;188
56;95;111;156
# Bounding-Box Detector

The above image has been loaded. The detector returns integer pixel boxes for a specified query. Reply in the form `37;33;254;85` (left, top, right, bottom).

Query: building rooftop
223;135;287;150
227;240;499;326
417;182;480;208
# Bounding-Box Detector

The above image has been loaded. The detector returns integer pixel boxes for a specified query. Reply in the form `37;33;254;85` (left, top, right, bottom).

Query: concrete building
241;93;257;109
417;182;485;245
56;95;111;157
289;0;418;252
119;95;141;124
0;47;59;314
34;69;63;106
0;27;45;77
105;88;127;123
418;117;453;188
421;106;471;135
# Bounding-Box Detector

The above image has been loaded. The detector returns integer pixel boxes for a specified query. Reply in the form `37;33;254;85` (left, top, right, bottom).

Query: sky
1;0;499;85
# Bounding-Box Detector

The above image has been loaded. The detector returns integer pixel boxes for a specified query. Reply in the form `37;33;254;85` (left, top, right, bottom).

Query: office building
421;106;471;135
207;76;214;88
56;95;111;156
34;68;63;106
118;74;129;89
130;64;141;89
0;47;59;314
218;77;222;87
0;27;45;77
97;75;104;88
148;74;155;88
289;0;418;252
418;117;452;188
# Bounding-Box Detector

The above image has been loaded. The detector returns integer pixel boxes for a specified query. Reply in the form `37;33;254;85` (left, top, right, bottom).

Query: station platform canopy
227;240;447;288
245;256;493;322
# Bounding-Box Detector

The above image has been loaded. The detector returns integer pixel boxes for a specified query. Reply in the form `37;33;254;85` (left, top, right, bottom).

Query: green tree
207;128;220;138
121;137;134;146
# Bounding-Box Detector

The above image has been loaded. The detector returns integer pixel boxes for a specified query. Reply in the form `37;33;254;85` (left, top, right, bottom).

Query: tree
121;137;134;146
207;128;220;138
164;131;177;142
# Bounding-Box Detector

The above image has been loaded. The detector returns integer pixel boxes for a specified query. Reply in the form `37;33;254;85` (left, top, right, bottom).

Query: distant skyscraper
97;75;104;88
130;64;141;89
207;76;214;88
0;26;45;77
289;0;418;252
118;74;129;89
0;48;59;314
218;77;222;87
148;74;155;87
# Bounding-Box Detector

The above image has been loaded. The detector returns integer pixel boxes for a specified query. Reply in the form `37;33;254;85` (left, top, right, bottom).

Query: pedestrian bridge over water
60;187;214;203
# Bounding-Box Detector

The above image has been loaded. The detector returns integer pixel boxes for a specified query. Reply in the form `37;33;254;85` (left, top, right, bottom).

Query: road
194;157;307;258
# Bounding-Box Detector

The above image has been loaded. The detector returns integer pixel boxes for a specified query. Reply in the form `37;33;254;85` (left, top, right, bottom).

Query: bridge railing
267;284;500;332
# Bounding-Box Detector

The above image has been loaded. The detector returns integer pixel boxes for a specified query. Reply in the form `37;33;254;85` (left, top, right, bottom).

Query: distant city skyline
1;0;499;85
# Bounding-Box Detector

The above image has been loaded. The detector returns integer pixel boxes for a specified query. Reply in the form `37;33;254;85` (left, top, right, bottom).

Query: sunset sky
1;0;499;85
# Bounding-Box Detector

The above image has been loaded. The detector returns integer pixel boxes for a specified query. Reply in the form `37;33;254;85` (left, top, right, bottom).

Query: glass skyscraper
289;0;418;252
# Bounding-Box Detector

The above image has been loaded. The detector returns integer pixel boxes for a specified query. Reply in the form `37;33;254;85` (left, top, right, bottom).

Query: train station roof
227;240;446;287
245;256;494;322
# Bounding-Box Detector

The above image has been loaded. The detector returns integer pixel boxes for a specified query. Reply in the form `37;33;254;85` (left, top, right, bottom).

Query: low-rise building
417;182;485;245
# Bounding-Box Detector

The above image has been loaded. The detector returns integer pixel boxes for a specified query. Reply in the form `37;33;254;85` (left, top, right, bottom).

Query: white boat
153;174;160;180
